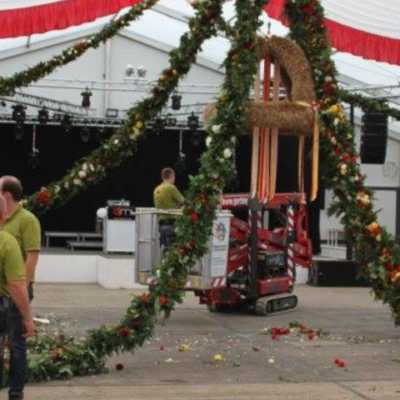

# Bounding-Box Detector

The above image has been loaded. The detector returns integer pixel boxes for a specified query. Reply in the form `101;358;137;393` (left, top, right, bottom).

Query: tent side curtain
0;0;144;39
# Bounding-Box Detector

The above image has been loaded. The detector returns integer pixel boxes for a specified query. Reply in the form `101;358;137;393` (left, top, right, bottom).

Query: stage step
67;240;103;251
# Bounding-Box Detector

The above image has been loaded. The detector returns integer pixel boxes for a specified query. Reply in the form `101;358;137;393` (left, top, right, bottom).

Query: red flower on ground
37;190;50;205
116;363;124;371
140;293;150;303
119;327;130;338
338;361;346;368
190;212;200;222
159;295;168;306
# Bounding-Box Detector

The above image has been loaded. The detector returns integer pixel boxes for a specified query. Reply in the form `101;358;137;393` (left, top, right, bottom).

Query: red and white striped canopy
0;0;399;66
0;0;143;38
264;0;400;66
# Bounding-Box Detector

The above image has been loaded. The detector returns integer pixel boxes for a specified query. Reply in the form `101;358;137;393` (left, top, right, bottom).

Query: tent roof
0;0;399;112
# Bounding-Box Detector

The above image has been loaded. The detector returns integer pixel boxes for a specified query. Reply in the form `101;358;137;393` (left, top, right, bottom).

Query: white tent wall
0;31;224;117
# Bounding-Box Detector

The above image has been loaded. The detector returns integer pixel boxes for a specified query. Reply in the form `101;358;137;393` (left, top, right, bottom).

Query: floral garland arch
1;0;398;383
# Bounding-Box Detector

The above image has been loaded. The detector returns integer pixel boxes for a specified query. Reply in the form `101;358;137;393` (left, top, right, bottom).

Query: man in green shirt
0;176;41;301
0;196;35;400
153;168;185;253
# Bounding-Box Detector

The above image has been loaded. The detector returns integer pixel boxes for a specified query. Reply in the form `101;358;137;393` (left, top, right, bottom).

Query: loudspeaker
308;260;368;287
360;113;388;165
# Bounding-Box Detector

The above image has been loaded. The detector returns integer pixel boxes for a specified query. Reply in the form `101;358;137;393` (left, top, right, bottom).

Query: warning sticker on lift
211;217;230;277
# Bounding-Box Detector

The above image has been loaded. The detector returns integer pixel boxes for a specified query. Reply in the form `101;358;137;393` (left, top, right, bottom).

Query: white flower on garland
212;124;223;134
73;178;83;186
206;137;212;147
64;182;69;189
54;185;60;194
223;148;232;158
82;163;88;172
78;171;87;179
347;134;352;140
325;76;332;82
330;137;337;145
89;164;96;172
333;118;339;126
114;139;119;145
340;164;347;175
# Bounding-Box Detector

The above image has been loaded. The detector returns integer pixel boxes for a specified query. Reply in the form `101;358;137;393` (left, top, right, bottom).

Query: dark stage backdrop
0;124;322;251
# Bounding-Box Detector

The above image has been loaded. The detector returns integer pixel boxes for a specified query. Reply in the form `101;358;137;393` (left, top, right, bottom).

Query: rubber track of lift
255;294;298;316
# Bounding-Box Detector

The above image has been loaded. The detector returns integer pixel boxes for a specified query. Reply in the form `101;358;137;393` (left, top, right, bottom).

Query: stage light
81;88;92;108
27;148;40;170
188;112;200;146
12;104;26;123
80;126;91;143
171;92;182;110
137;66;147;78
125;64;135;77
61;114;72;133
152;117;165;135
13;124;24;141
187;112;199;132
38;106;49;125
166;114;177;127
174;153;187;174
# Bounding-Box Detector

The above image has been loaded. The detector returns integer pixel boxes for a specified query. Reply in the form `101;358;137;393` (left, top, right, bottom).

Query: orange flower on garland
367;222;381;236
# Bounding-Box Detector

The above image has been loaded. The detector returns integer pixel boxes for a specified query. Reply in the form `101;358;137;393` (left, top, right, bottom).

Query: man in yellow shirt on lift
153;168;185;254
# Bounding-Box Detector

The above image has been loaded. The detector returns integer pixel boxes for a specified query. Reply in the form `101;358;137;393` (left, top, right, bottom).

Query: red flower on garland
385;262;394;272
37;190;50;206
131;316;144;327
140;293;150;303
116;363;124;371
190;212;200;222
118;327;130;338
159;295;168;306
302;4;315;16
334;148;341;155
76;41;87;51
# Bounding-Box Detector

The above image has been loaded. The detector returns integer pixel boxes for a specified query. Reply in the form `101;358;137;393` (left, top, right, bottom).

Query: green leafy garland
338;90;400;122
22;0;269;382
23;0;223;217
0;0;159;96
9;0;400;384
285;0;400;323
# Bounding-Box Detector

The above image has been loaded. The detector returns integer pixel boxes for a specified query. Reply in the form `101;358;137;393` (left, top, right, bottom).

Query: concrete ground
24;284;400;400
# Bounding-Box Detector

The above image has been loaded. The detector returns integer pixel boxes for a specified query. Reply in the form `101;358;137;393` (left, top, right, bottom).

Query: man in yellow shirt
0;196;35;400
0;176;41;302
153;168;185;253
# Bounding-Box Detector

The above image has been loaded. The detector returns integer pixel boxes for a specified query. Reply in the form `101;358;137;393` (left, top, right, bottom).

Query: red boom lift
195;193;313;315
